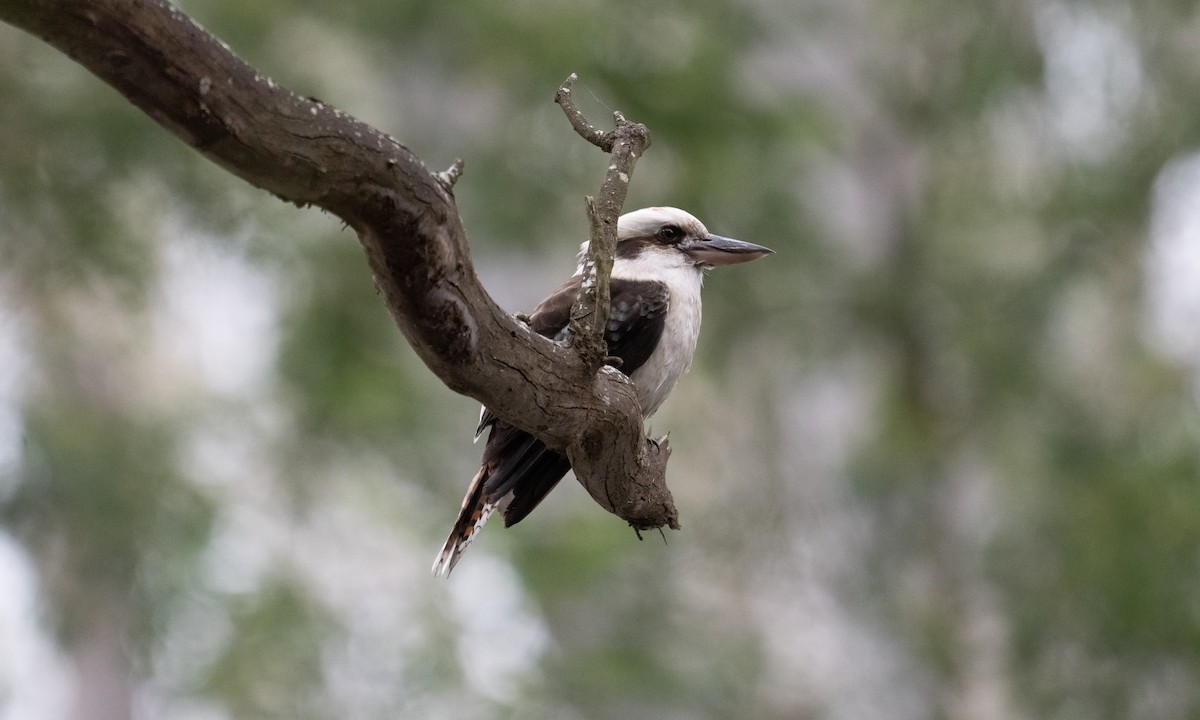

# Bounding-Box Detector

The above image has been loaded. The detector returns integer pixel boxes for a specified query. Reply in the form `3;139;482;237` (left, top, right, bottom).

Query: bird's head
612;207;773;270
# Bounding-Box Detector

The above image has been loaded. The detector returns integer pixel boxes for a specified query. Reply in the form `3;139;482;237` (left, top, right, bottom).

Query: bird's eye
658;225;683;243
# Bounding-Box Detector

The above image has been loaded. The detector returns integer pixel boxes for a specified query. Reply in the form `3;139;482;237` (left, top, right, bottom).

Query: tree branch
554;73;652;373
1;0;678;531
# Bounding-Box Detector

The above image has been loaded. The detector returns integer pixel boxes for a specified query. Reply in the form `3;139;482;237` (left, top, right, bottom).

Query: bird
432;206;773;576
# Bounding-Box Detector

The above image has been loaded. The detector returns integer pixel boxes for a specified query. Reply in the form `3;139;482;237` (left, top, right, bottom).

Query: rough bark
0;0;678;530
555;74;651;372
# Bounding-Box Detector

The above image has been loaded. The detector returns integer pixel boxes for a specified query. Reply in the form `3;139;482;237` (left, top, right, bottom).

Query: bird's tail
432;466;499;577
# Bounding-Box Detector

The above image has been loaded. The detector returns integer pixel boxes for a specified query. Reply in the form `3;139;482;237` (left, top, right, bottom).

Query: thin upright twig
554;73;651;372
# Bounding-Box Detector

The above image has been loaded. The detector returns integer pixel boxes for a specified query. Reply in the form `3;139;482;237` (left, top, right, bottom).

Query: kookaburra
432;206;772;576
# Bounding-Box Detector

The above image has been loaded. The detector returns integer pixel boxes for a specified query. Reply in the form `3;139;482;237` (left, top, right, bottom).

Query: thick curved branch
1;0;678;530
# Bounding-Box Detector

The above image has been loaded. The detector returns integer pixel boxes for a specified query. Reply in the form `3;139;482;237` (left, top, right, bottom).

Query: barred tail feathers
432;466;499;577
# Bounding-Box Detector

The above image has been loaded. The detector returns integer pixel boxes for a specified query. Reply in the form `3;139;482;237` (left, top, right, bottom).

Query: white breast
611;253;705;418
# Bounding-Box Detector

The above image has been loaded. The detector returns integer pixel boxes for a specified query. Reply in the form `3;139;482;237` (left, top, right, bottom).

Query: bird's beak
682;234;775;267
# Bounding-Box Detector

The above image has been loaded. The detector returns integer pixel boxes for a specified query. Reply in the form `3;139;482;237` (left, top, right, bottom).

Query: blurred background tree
3;0;1200;719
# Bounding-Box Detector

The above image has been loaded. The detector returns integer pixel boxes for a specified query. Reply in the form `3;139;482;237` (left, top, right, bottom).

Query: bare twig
435;158;465;191
554;73;651;373
553;73;613;151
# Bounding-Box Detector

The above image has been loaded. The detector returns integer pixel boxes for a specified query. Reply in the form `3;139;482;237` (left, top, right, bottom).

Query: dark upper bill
681;234;775;267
